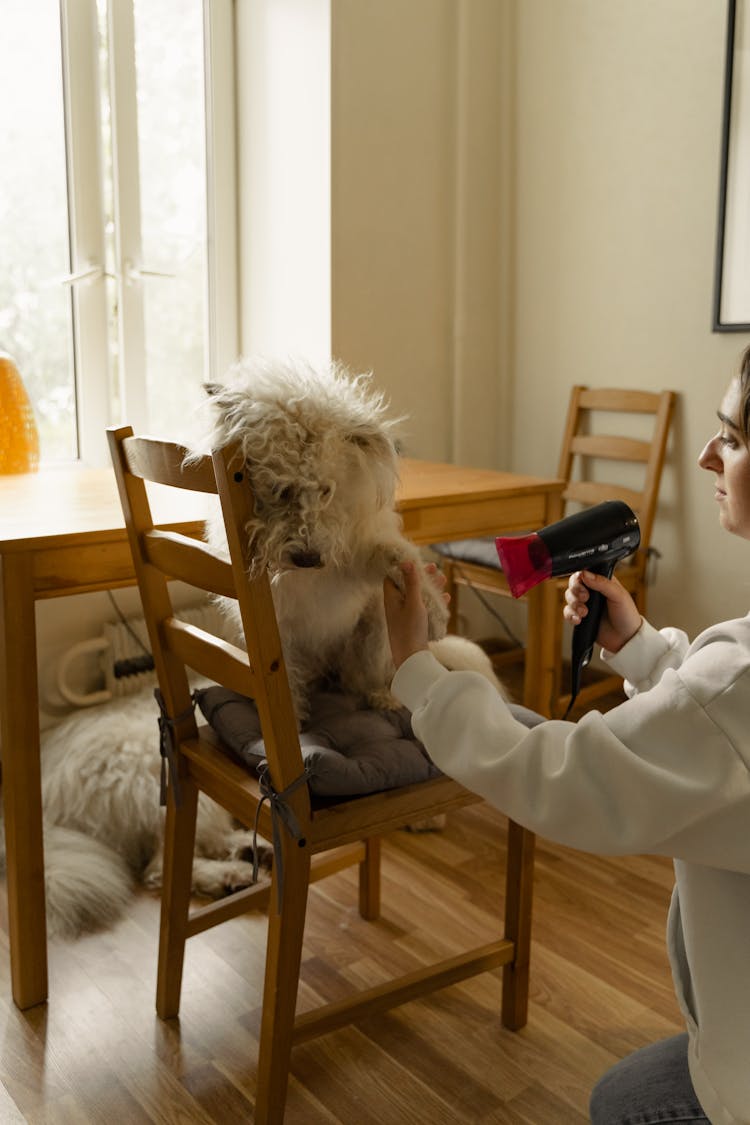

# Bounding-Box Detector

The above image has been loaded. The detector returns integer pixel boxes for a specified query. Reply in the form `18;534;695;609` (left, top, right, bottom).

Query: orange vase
0;352;40;473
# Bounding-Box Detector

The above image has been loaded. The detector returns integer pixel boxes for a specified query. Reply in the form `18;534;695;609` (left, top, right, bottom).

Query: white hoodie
391;614;750;1125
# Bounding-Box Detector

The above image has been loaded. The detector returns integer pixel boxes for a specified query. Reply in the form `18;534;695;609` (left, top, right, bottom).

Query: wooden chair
438;386;676;717
108;426;535;1125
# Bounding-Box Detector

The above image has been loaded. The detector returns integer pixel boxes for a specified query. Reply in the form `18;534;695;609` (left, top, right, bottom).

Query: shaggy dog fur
3;690;270;940
198;357;506;719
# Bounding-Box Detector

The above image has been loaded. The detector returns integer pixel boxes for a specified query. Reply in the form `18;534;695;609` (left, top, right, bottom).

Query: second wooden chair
436;386;676;717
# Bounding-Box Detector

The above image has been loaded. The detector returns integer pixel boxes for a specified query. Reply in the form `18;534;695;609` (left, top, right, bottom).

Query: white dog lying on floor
197;356;507;721
0;689;271;940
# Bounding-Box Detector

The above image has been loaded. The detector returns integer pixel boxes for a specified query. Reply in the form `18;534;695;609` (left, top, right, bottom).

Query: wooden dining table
0;458;564;1011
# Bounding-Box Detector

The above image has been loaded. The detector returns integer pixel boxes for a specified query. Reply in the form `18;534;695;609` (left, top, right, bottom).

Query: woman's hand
563;569;642;654
383;561;448;670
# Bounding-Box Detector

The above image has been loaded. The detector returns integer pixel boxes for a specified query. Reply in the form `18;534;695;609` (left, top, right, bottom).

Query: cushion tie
154;688;196;808
253;762;311;910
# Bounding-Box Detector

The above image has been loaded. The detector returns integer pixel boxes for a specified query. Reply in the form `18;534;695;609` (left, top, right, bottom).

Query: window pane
0;1;78;461
133;0;208;436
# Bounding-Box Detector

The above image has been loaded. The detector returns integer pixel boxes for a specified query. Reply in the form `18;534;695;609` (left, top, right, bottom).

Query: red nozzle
495;533;552;598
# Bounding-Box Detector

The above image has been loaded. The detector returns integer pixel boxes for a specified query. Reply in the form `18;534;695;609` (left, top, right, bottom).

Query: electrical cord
106;590;155;675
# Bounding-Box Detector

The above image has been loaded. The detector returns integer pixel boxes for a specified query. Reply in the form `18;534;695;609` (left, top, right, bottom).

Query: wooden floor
0;670;684;1123
0;821;682;1121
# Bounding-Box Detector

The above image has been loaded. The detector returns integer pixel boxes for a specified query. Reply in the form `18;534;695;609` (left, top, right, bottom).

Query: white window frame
57;0;238;466
204;0;240;382
59;0;110;464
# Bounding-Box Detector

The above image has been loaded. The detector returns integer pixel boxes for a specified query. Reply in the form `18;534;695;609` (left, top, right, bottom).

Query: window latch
48;264;106;288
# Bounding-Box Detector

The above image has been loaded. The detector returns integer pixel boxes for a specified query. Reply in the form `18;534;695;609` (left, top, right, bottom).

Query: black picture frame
714;0;750;331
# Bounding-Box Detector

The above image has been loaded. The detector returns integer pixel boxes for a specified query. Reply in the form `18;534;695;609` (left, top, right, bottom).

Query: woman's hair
739;345;750;446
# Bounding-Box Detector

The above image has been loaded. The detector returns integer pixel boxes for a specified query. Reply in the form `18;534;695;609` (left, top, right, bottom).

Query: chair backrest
556;386;676;553
107;426;307;800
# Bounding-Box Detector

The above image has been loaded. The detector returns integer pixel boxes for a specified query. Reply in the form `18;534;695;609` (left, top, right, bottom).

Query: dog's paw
142;869;163;891
219;858;263;895
424;587;449;640
384;561;406;594
238;841;273;872
226;830;273;873
425;601;449;640
189;852;271;898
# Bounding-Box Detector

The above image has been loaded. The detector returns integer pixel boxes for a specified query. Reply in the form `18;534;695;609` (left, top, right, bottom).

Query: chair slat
563;480;643;511
144;530;236;598
162;618;256;697
569;434;652;463
578;387;666;413
122;435;218;493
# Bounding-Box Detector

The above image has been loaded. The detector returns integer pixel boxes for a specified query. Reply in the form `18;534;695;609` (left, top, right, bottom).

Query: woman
383;354;750;1124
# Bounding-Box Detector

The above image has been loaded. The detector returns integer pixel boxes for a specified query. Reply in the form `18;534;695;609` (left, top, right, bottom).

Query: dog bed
195;685;543;798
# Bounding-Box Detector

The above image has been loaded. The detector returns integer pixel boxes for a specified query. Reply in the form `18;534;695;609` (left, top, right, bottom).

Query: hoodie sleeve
391;621;750;864
600;619;690;696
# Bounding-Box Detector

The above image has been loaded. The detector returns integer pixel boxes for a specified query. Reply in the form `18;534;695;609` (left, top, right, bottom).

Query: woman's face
698;378;750;540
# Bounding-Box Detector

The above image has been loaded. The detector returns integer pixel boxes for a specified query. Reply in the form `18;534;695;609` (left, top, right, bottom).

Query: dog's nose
289;550;322;569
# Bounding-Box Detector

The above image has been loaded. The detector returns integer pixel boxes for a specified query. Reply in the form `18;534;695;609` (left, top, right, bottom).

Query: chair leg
156;776;200;1020
358;836;381;920
254;842;312;1125
501;819;535;1031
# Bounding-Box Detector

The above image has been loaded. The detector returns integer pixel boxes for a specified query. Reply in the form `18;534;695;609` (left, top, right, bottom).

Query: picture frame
714;0;750;331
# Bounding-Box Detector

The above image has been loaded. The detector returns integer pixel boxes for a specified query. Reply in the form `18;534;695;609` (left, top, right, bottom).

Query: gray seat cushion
196;684;544;798
432;537;502;569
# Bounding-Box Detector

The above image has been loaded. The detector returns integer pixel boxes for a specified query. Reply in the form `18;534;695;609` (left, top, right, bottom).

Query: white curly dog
20;357;503;940
199;356;506;720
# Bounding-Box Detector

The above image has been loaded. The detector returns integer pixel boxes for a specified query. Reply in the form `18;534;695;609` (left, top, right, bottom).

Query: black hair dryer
494;500;640;717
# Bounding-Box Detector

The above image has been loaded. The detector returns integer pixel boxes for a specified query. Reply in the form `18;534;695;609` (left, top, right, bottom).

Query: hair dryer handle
566;560;615;717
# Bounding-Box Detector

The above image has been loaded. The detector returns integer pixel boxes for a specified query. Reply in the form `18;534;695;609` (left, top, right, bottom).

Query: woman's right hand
563;570;643;654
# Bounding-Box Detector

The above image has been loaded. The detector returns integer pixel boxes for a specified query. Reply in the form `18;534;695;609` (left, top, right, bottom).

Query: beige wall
331;0;515;467
332;0;750;639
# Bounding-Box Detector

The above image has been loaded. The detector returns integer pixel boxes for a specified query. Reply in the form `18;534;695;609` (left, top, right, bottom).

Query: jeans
589;1034;710;1124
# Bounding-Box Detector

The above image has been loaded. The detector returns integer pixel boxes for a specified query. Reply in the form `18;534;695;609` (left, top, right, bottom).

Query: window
0;0;237;466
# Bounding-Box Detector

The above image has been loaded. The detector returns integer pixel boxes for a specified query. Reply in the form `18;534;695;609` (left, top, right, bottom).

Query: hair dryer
495;500;640;716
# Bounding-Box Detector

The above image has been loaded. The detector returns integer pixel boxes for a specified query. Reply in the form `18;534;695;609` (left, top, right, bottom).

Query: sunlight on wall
236;0;331;364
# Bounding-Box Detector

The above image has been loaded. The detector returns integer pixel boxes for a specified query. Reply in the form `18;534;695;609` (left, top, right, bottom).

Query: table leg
523;580;559;717
0;553;48;1009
